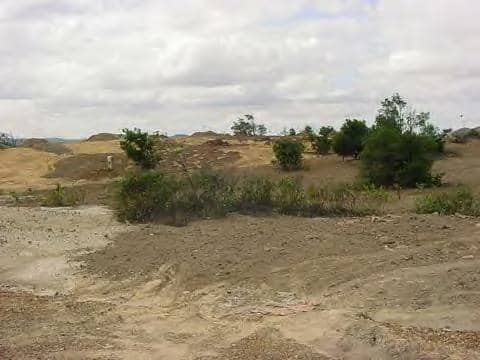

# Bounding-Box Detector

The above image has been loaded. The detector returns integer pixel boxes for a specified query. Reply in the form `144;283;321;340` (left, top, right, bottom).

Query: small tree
303;126;315;141
312;126;335;155
332;119;369;160
288;128;297;136
273;138;304;171
0;132;18;148
120;128;157;169
257;124;267;136
231;115;266;136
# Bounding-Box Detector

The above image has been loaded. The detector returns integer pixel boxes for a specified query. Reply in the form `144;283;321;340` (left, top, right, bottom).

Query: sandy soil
1;206;479;359
0;148;63;190
65;140;123;155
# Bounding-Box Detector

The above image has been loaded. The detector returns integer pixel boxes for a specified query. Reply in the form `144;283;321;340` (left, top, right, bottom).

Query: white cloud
0;0;478;138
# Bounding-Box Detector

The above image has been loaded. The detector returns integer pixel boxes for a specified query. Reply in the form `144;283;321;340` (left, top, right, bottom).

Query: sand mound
46;153;128;181
22;138;72;155
87;133;120;142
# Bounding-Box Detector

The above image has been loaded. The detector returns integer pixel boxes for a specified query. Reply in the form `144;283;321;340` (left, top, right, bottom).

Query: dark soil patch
46;153;128;181
0;291;111;359
199;328;330;360
160;144;241;173
79;214;477;295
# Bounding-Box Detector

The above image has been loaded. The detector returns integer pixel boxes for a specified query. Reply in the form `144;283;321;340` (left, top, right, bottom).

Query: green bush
273;138;304;171
275;177;305;215
305;183;388;216
332;119;369;160
120;128;157;169
361;126;439;187
42;184;85;207
181;169;236;218
116;171;180;222
237;176;275;213
415;187;480;216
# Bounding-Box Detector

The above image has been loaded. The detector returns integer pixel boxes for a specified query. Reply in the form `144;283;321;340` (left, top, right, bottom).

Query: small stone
462;255;474;260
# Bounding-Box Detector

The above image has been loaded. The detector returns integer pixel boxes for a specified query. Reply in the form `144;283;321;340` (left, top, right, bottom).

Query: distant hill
87;133;120;142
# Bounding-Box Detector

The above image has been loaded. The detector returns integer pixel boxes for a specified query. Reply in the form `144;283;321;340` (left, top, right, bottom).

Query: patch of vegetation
273;138;304;171
41;184;85;207
120;128;157;169
115;170;389;225
415;187;480;216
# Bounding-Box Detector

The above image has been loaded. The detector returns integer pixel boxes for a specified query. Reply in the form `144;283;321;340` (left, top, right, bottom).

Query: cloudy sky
0;0;478;138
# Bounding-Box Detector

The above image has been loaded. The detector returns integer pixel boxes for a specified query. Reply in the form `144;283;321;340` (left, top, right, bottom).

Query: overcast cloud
0;0;479;138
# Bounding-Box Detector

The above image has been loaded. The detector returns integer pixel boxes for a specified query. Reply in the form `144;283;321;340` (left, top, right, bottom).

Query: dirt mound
46;153;128;181
448;127;480;143
161;143;241;173
204;139;230;146
205;328;330;359
86;133;119;142
22;138;72;155
191;131;225;137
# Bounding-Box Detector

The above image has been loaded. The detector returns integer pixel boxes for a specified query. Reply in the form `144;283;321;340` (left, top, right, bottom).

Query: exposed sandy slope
1;206;479;359
2;137;480;193
65;140;123;155
434;140;480;193
0;148;64;190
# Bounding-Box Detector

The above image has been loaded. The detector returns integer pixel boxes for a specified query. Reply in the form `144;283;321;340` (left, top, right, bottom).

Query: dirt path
1;206;479;359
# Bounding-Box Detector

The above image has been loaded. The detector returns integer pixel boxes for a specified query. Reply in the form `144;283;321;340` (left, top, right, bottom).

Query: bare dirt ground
1;206;479;359
1;137;480;359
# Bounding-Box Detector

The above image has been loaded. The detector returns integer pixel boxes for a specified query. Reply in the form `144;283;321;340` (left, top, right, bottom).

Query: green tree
231;115;267;136
257;124;268;136
332;119;369;160
0;132;18;148
288;128;297;136
120;128;157;169
303;126;314;141
361;94;441;187
312;126;335;155
273;138;304;171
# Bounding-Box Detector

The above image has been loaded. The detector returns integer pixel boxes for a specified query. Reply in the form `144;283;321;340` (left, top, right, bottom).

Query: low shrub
115;170;390;225
116;171;180;222
305;183;389;216
275;177;305;215
415;187;480;216
42;184;85;207
237;176;275;213
179;169;236;218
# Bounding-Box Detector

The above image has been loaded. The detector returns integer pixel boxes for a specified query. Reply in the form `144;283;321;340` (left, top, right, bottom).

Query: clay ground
1;136;480;359
1;206;479;359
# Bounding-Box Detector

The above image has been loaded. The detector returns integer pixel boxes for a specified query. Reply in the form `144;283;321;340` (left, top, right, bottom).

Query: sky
0;0;479;138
